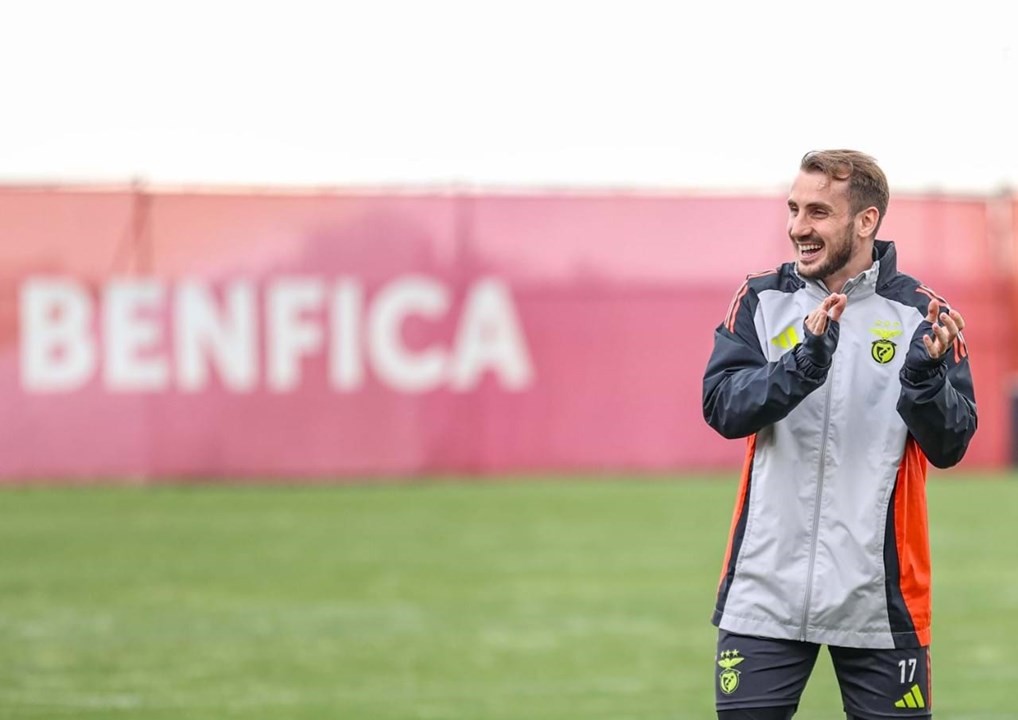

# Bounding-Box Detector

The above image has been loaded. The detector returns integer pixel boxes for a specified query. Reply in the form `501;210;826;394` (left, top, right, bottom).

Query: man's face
786;170;858;281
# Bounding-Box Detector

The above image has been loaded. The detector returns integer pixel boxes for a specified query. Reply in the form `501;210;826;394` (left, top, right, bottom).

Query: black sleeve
702;282;836;439
896;321;978;468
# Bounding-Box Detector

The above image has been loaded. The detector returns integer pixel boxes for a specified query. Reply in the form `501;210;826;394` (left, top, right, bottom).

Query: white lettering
104;280;169;392
20;278;96;392
330;279;364;390
267;279;324;392
370;276;448;393
449;278;533;390
175;281;257;392
18;274;534;395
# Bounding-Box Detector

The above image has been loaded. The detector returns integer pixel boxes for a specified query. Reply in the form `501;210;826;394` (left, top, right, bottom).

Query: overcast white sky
1;0;1016;193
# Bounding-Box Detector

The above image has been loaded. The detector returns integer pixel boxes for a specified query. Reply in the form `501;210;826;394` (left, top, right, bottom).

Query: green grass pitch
1;474;1016;719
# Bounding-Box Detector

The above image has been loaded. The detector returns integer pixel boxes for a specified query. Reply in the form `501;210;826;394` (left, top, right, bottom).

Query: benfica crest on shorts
717;649;745;695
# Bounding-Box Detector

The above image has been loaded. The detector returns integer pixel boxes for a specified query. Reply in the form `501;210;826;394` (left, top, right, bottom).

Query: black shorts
715;630;932;719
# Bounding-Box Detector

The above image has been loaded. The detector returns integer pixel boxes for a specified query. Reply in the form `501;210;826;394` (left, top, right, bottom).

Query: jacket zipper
799;345;836;641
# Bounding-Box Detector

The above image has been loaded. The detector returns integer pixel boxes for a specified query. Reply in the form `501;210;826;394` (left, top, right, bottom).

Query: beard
795;222;855;280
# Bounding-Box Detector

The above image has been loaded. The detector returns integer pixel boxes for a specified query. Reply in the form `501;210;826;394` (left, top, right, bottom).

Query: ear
856;206;880;239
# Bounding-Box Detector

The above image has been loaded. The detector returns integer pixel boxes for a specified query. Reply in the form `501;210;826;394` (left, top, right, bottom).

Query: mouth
797;241;824;262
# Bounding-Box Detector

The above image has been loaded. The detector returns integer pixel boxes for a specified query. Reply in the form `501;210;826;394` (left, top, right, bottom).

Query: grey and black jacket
703;240;977;649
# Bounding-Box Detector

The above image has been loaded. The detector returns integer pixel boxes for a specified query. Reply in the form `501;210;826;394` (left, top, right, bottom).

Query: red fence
0;187;1013;479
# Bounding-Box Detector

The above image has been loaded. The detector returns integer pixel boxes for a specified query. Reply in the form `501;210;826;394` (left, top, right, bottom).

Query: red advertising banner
0;187;1010;479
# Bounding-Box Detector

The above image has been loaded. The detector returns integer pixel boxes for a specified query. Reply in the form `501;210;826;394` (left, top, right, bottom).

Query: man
702;150;977;720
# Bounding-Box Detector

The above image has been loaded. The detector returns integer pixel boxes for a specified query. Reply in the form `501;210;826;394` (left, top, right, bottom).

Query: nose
789;211;811;240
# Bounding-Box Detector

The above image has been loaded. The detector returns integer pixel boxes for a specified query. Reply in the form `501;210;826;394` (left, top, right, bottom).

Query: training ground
1;474;1015;719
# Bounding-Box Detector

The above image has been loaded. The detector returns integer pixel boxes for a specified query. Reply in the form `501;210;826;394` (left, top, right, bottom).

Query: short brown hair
800;149;889;236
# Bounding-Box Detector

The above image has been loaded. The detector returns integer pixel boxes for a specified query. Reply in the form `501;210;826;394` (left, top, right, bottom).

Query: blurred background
2;1;1017;718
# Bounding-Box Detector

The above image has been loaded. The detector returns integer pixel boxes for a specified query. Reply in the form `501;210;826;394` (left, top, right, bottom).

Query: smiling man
702;150;978;720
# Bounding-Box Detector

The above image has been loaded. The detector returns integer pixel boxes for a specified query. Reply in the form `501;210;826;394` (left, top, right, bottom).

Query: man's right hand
805;293;847;335
798;293;846;369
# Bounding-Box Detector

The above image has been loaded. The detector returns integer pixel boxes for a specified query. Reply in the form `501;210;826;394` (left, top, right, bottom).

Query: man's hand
805;293;847;336
923;299;965;360
797;293;846;370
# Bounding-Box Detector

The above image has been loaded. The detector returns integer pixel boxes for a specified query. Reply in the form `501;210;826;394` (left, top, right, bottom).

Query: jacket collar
873;239;898;288
794;239;897;298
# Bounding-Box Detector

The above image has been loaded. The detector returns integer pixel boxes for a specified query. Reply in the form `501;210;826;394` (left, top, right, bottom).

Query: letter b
20;278;97;392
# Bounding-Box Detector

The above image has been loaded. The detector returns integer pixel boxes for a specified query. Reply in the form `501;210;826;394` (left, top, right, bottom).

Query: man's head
787;150;889;290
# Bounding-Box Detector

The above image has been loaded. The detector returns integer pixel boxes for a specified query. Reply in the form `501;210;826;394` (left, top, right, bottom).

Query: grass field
1;474;1016;719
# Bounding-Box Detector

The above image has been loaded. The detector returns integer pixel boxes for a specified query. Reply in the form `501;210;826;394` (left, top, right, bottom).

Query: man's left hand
923;299;965;360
